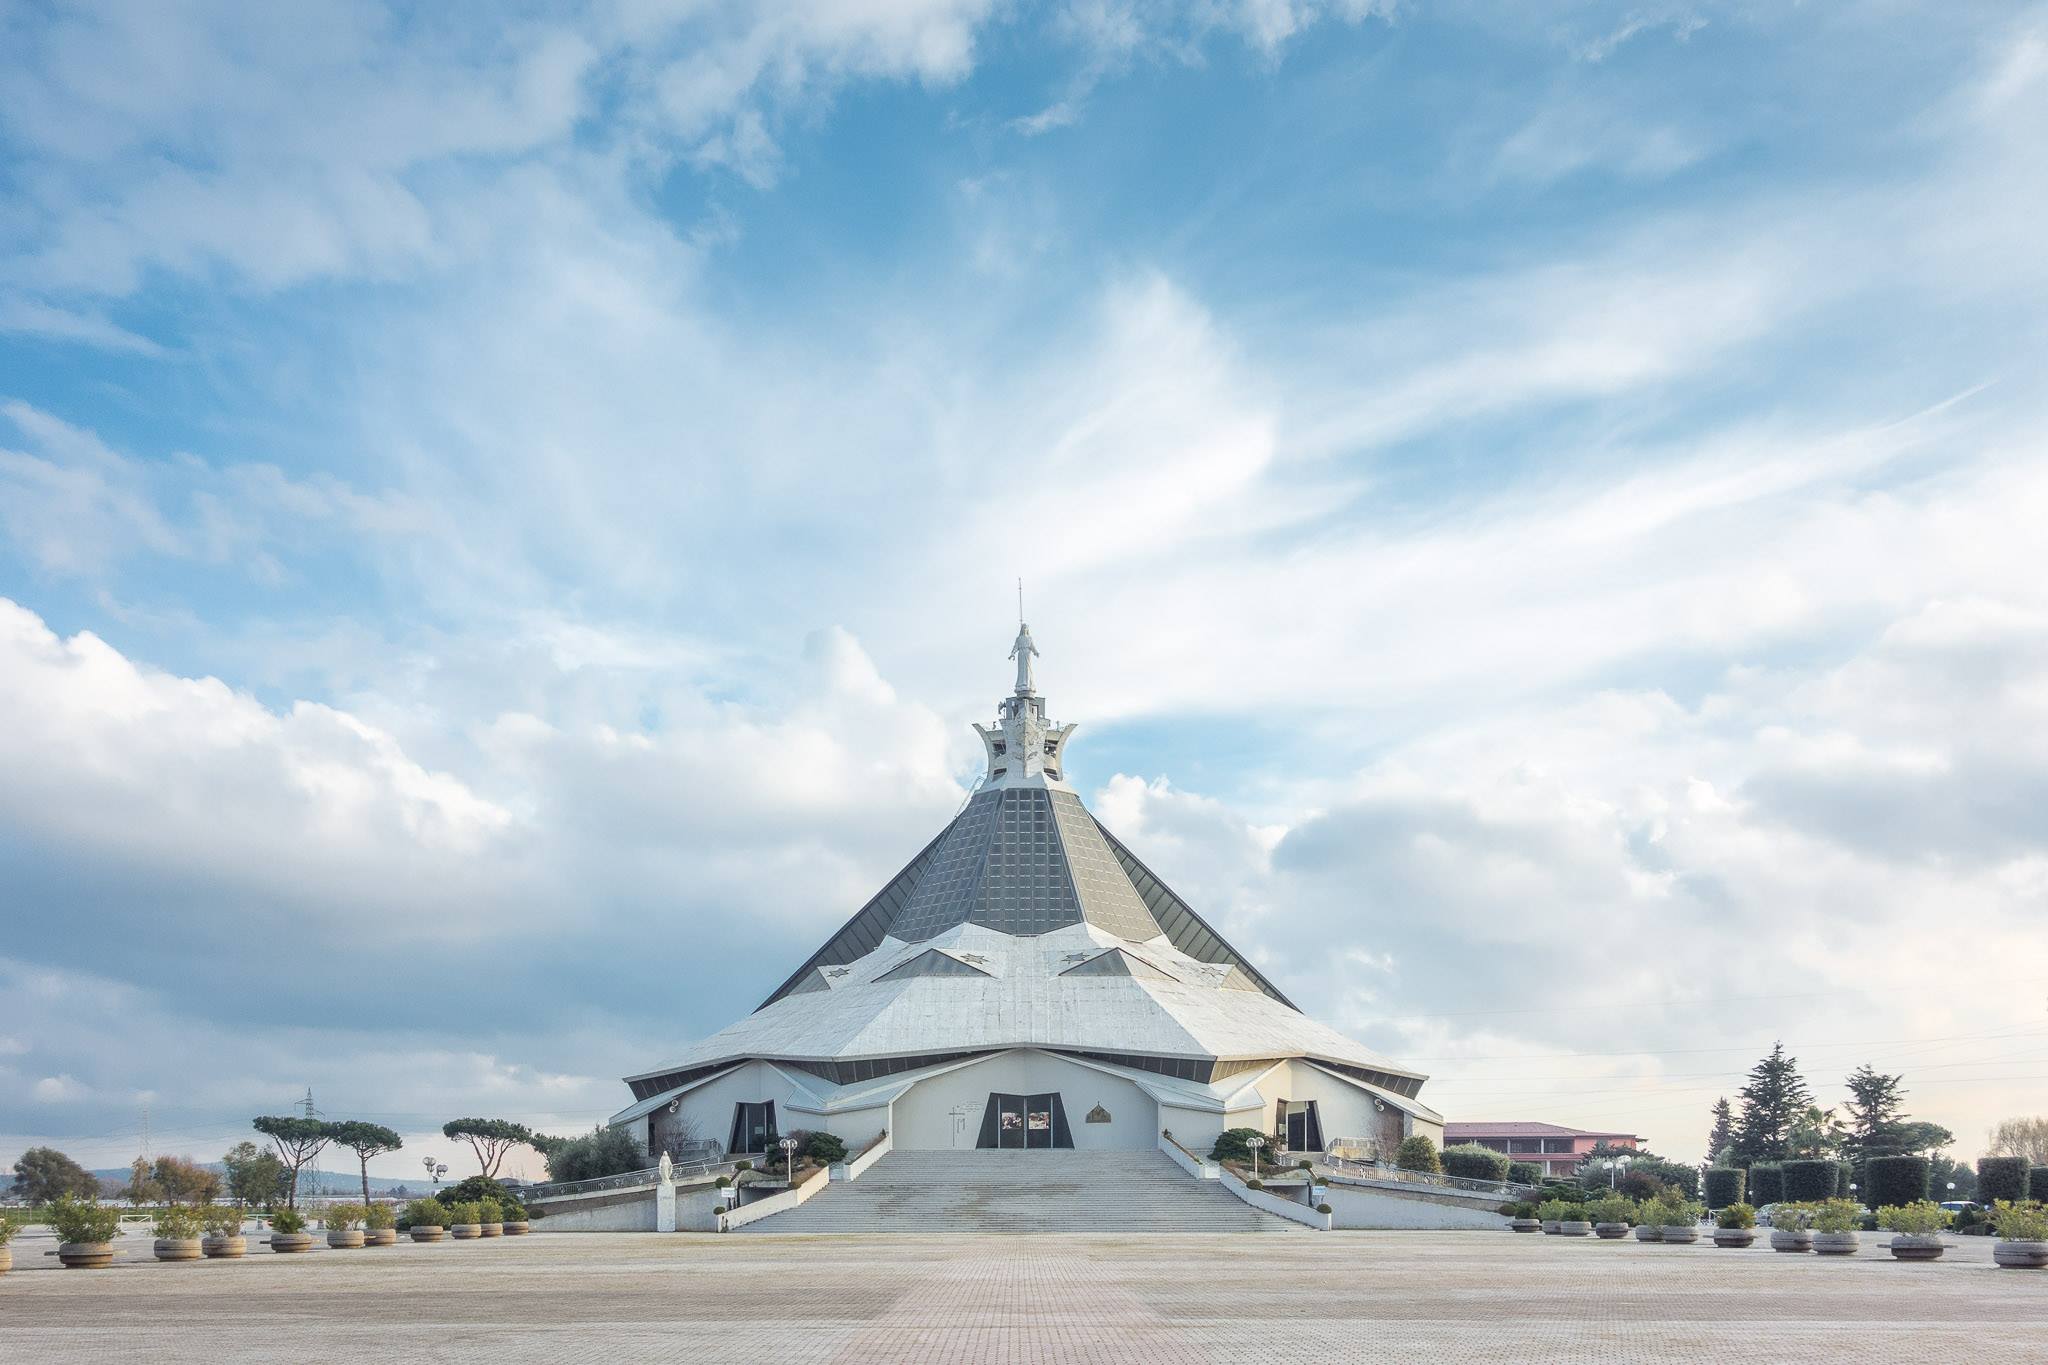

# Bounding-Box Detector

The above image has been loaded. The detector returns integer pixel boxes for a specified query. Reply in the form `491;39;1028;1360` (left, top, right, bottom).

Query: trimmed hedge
2030;1167;2048;1200
1507;1161;1543;1184
1748;1163;1784;1206
1977;1156;2029;1205
1439;1144;1512;1182
1782;1159;1836;1201
1866;1155;1928;1210
1703;1167;1746;1209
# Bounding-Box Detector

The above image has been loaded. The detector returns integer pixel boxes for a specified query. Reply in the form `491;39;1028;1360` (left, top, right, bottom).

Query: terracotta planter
1812;1231;1860;1256
410;1225;447;1242
479;1222;502;1237
1510;1218;1541;1233
326;1229;365;1249
1713;1228;1755;1248
1889;1234;1944;1261
154;1237;203;1262
269;1233;315;1253
501;1221;529;1235
1594;1223;1629;1239
1770;1229;1813;1253
59;1242;115;1268
1559;1220;1591;1237
1993;1241;2048;1270
1634;1225;1663;1242
1659;1225;1699;1244
202;1235;246;1259
364;1228;398;1246
450;1224;482;1240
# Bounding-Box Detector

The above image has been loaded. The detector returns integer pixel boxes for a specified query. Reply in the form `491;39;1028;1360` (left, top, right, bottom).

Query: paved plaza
3;1227;2043;1363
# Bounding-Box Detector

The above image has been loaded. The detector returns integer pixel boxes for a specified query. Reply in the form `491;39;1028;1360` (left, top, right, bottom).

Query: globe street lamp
1247;1134;1265;1181
423;1156;448;1189
779;1137;799;1186
1604;1155;1630;1190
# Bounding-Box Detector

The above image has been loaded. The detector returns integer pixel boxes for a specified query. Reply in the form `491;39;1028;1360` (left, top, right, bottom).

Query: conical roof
621;625;1432;1118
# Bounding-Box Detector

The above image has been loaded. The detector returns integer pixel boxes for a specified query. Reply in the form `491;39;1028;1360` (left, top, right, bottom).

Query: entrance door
728;1100;776;1155
976;1092;1073;1148
1282;1099;1323;1152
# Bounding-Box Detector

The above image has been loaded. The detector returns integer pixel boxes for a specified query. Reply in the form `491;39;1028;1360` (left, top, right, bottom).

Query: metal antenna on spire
1017;577;1024;626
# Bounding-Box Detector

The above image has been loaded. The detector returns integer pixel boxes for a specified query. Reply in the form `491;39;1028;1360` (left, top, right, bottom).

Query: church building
610;625;1442;1162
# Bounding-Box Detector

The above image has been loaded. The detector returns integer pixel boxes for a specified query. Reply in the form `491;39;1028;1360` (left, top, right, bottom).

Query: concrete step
736;1149;1307;1235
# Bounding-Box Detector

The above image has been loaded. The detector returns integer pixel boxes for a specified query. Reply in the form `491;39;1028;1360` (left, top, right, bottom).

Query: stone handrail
1218;1166;1330;1230
1314;1153;1536;1200
1158;1132;1219;1179
844;1130;892;1181
524;1155;743;1203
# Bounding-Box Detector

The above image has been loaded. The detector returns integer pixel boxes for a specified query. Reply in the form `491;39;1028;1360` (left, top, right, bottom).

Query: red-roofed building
1445;1122;1643;1178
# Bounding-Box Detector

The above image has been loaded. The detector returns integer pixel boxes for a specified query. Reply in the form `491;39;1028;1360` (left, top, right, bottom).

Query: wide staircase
735;1149;1305;1234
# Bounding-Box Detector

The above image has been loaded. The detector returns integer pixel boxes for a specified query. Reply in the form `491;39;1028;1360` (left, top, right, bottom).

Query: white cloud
32;1074;89;1103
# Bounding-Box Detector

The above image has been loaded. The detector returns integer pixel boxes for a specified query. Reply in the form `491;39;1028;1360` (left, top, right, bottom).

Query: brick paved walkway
3;1229;2042;1363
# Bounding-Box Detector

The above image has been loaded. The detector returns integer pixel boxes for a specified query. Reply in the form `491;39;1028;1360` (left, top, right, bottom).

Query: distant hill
86;1165;436;1198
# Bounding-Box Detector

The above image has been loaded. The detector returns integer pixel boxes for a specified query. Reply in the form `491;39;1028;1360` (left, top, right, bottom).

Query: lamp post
423;1157;447;1189
779;1137;798;1186
1247;1135;1265;1181
1603;1155;1629;1190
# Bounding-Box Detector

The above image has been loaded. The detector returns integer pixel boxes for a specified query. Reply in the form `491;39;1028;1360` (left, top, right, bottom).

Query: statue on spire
1009;621;1040;695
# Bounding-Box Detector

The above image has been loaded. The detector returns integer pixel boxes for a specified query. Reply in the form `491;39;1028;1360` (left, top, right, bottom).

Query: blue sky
3;0;2046;1179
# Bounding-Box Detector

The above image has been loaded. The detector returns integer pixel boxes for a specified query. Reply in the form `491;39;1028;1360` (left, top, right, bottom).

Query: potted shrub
1769;1202;1814;1252
1506;1201;1541;1233
449;1200;484;1240
268;1206;315;1253
1633;1198;1663;1242
1810;1199;1863;1255
0;1213;15;1275
477;1196;504;1237
500;1198;530;1235
201;1205;246;1258
153;1204;204;1261
1877;1200;1952;1261
1588;1196;1634;1239
1712;1203;1756;1248
363;1201;398;1246
406;1198;450;1242
49;1194;121;1268
1990;1200;2048;1270
324;1203;365;1249
1537;1198;1568;1234
1649;1191;1702;1243
1558;1203;1591;1237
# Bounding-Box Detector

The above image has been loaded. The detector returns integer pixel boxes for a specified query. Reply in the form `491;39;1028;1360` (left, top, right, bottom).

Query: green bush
404;1198;448;1228
1209;1129;1267;1164
544;1125;649;1183
364;1202;395;1231
1834;1161;1855;1202
153;1205;202;1239
804;1132;849;1165
1244;1178;1264;1191
1702;1167;1745;1209
1811;1199;1862;1233
1394;1135;1440;1174
1782;1159;1835;1202
1315;1202;1332;1215
1716;1203;1756;1230
1439;1144;1511;1182
498;1197;526;1222
2029;1168;2048;1200
1990;1199;2048;1242
47;1195;121;1244
1771;1202;1814;1231
324;1203;363;1231
201;1205;242;1237
477;1197;503;1224
1644;1189;1702;1225
1535;1199;1572;1222
1866;1155;1929;1210
1876;1200;1952;1236
269;1207;307;1234
1977;1156;2029;1205
1748;1162;1784;1205
0;1214;17;1245
1507;1161;1543;1184
1587;1196;1635;1226
433;1175;519;1210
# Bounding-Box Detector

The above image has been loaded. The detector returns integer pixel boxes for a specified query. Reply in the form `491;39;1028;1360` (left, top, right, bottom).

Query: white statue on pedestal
1009;622;1039;695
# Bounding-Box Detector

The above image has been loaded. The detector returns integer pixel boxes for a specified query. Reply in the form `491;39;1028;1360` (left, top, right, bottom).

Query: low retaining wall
533;1177;723;1233
1321;1178;1512;1230
717;1165;832;1232
1158;1134;1219;1179
843;1130;892;1181
1219;1167;1330;1230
